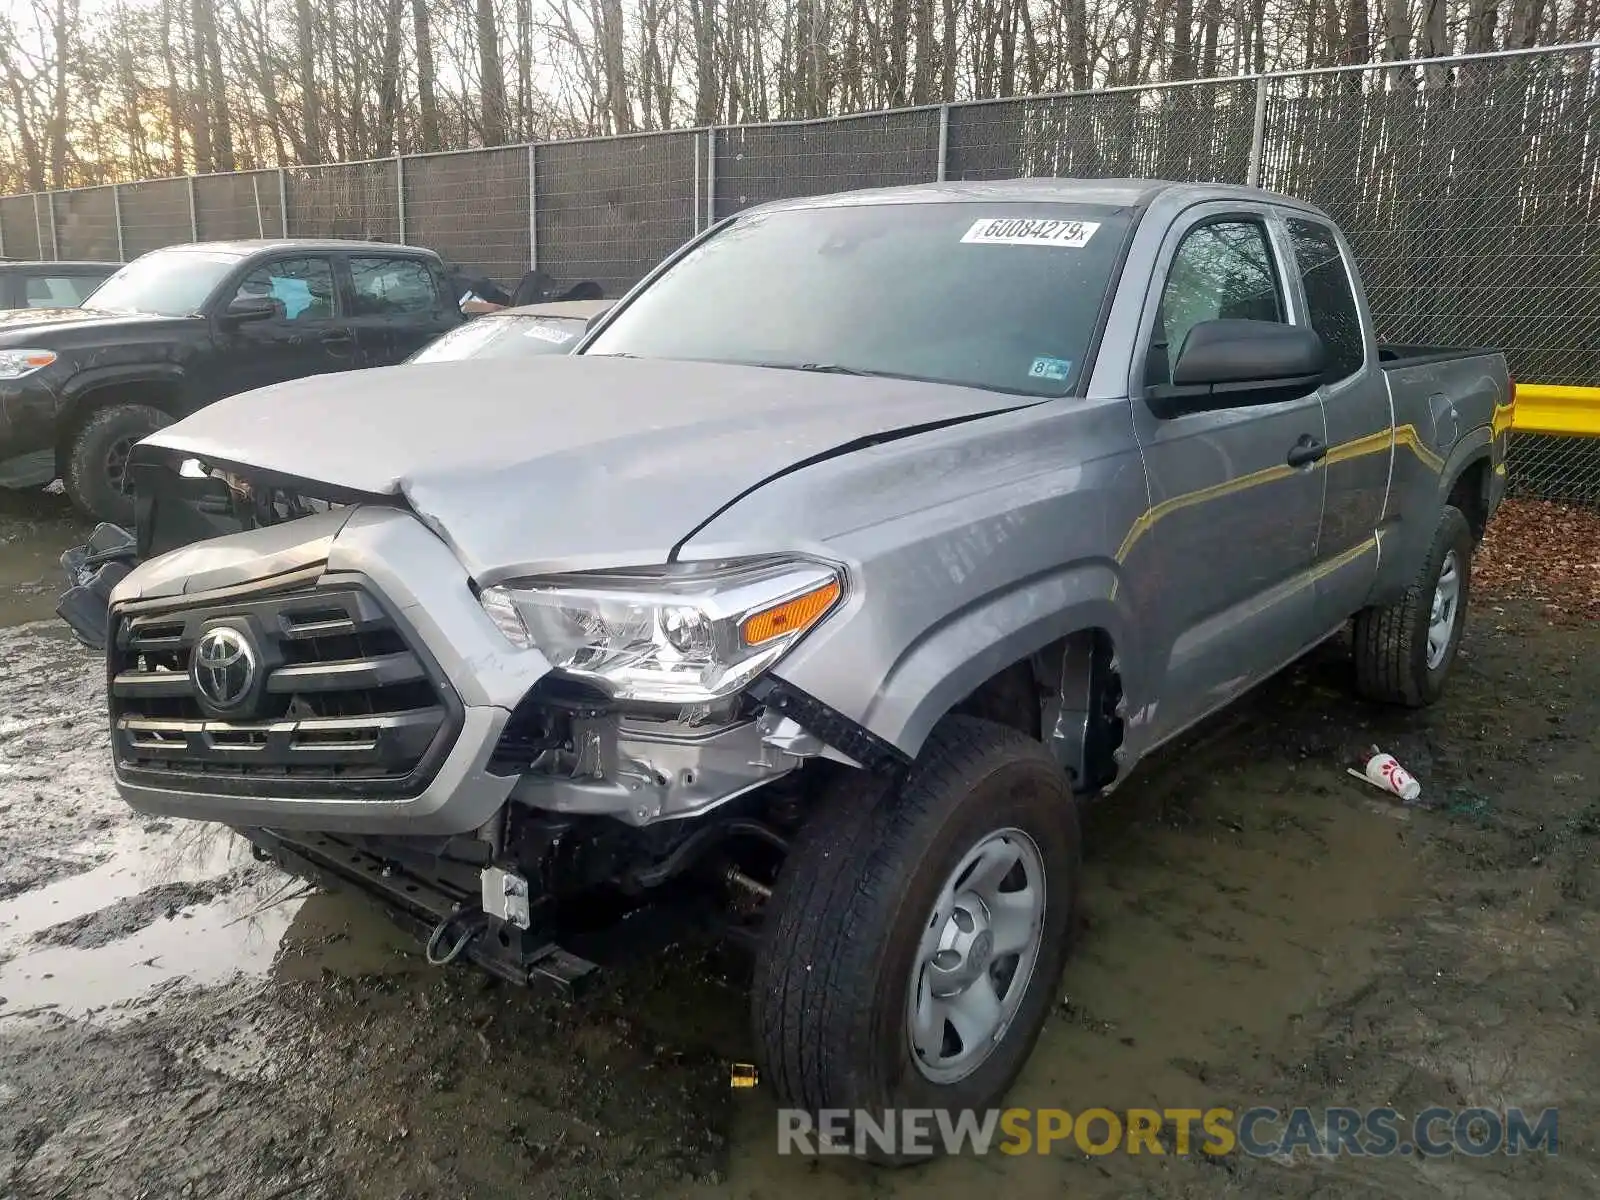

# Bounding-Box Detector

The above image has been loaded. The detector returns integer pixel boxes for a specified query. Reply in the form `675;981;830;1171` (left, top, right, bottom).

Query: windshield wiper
748;361;878;377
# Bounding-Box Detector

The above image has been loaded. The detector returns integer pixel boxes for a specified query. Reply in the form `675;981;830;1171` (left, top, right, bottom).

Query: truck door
212;254;361;396
1127;208;1329;742
1279;216;1392;628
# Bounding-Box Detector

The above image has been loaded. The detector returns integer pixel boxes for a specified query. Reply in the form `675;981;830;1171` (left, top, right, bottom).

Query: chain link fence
1508;434;1600;505
536;130;699;297
2;43;1598;502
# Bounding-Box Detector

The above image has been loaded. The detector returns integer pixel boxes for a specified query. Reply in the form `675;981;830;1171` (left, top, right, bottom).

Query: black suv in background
0;260;118;310
0;240;461;522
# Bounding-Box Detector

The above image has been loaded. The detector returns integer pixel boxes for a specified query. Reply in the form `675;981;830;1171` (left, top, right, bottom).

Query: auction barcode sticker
960;217;1100;248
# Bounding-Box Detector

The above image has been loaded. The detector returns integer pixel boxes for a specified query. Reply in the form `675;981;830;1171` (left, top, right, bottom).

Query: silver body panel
107;179;1511;834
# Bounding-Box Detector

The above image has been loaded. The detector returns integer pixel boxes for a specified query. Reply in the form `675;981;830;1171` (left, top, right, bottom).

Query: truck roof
161;239;442;258
0;259;119;270
751;177;1323;217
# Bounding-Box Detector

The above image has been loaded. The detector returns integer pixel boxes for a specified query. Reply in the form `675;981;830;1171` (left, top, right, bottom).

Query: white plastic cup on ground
1364;751;1421;801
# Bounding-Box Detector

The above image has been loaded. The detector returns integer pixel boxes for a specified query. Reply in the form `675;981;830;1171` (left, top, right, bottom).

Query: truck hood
139;356;1027;582
0;306;194;342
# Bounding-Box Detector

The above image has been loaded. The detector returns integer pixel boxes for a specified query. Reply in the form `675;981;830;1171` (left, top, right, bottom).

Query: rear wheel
1352;504;1474;707
751;717;1080;1162
64;403;170;525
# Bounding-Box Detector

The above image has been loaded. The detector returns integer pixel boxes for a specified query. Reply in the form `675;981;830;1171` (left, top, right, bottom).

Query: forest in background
0;0;1589;192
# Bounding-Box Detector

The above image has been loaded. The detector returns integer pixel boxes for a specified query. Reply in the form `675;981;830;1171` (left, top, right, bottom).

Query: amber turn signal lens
741;579;841;646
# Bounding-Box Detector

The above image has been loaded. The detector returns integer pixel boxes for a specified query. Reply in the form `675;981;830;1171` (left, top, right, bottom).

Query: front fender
773;558;1142;761
62;362;186;411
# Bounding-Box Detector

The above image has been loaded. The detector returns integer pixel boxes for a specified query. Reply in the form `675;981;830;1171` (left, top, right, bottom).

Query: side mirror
224;295;278;324
1149;319;1325;418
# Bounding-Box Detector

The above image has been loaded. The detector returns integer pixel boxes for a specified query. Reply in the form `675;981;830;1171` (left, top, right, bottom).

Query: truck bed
1378;343;1502;370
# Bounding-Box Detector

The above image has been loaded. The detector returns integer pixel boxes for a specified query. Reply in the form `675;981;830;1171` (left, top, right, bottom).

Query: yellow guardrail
1513;384;1600;437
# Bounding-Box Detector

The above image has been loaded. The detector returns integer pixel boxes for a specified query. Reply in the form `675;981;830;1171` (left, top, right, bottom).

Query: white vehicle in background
410;299;613;362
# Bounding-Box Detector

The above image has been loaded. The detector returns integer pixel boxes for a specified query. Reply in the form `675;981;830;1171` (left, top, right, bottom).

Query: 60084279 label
960;217;1101;248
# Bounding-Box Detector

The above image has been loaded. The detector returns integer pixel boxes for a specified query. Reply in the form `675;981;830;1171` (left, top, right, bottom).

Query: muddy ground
0;484;1595;1200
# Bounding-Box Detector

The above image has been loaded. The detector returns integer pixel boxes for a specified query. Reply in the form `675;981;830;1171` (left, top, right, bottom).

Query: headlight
480;557;843;703
0;349;57;380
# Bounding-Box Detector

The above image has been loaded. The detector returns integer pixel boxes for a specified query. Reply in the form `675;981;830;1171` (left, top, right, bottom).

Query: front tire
64;403;170;525
751;717;1080;1162
1352;504;1474;707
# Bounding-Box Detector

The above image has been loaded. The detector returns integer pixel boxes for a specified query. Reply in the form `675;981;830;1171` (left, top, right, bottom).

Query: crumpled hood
139;356;1025;583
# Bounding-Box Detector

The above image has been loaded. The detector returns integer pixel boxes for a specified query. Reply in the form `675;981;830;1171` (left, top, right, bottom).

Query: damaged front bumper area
102;501;849;836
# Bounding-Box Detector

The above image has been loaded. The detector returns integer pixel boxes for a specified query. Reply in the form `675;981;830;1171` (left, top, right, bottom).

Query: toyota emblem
192;626;258;710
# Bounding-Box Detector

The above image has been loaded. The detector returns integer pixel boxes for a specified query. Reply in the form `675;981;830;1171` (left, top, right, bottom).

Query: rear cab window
350;257;443;317
1285;218;1366;381
584;201;1135;397
24;274;101;308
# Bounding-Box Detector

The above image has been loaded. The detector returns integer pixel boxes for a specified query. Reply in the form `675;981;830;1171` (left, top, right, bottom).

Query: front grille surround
109;570;464;798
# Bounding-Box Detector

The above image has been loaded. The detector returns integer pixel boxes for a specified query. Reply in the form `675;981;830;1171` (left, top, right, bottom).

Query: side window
25;275;98;307
1287;219;1364;381
231;257;335;321
349;257;440;316
1152;219;1284;385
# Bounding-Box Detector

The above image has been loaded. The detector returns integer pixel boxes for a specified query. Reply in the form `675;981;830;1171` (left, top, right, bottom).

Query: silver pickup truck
63;179;1511;1155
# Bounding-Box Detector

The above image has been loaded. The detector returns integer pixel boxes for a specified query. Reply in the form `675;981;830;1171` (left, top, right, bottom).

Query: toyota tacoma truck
0;239;461;522
60;180;1511;1156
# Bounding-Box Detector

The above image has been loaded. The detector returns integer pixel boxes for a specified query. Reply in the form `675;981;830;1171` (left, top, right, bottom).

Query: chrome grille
109;579;461;797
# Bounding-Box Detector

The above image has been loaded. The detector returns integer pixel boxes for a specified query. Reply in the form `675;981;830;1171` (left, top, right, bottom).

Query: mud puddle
1;496;313;1025
0;488;87;628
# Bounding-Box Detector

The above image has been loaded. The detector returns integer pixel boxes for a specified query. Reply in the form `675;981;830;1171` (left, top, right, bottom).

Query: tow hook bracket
481;865;532;929
529;946;600;998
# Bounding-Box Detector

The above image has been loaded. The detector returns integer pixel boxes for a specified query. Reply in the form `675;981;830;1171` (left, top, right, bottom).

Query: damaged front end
56;446;353;650
67;447;891;997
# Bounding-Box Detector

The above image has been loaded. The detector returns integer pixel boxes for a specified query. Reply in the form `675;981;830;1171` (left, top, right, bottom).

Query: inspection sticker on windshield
961;217;1100;249
523;322;576;344
1028;356;1073;381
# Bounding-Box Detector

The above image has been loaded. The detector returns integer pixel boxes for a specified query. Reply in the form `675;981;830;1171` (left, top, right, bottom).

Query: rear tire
751;717;1080;1163
1352;504;1474;707
64;403;170;525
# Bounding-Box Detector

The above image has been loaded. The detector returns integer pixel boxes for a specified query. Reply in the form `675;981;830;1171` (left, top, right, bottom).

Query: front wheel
1352;504;1474;707
751;717;1080;1162
63;403;170;525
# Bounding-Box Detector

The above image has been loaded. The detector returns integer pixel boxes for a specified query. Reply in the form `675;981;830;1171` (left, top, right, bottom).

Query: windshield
409;313;586;362
585;201;1132;396
84;249;244;316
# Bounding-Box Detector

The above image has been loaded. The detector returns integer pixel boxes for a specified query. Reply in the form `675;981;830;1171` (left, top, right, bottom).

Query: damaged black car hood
136;356;1024;583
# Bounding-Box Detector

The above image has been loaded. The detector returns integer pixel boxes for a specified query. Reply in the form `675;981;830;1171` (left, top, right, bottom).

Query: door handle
1287;434;1328;468
321;330;354;345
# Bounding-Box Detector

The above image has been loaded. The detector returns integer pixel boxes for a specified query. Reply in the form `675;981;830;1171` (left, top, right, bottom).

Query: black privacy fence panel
284;160;400;242
947;80;1258;183
405;147;530;279
52;187;118;260
117;178;191;258
1259;46;1600;387
535;131;698;297
194;170;285;241
6;46;1600;400
714;108;941;214
0;195;43;259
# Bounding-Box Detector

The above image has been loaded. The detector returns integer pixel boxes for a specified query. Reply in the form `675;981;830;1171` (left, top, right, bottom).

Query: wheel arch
837;560;1141;784
54;367;186;477
1443;444;1494;542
